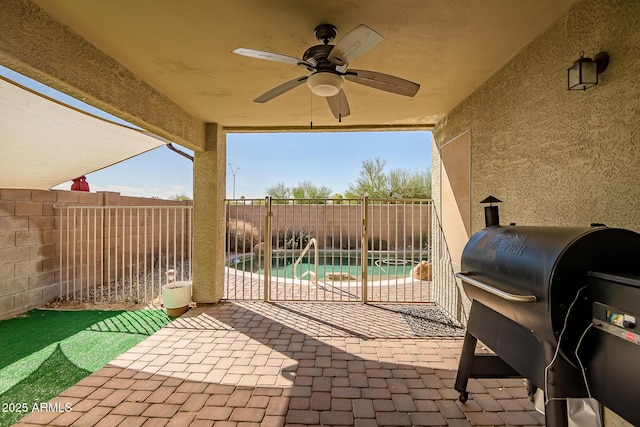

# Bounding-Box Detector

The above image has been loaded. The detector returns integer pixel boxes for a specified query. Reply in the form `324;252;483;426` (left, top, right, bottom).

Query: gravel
58;260;192;306
395;305;465;337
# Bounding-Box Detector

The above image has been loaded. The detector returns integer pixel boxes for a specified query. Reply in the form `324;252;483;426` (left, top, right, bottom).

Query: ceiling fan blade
253;76;308;103
345;69;420;97
326;89;350;120
328;25;383;66
232;48;312;68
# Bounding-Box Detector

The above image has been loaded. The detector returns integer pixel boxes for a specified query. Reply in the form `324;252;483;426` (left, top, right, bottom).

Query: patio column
192;123;226;302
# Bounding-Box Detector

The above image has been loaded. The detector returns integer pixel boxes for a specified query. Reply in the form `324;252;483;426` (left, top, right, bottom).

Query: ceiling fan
232;24;420;120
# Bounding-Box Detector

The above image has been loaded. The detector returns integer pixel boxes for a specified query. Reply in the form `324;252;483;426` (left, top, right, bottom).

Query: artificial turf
0;309;171;426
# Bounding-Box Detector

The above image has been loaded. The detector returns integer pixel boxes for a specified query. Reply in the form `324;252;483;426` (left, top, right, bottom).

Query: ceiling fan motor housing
302;45;334;69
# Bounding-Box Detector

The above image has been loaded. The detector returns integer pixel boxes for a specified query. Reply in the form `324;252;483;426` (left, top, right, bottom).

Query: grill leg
454;330;477;401
455;302;522;403
543;342;569;427
545;399;568;427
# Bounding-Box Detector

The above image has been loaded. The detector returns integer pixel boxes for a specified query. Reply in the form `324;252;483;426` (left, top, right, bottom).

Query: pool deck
14;301;544;426
224;268;432;302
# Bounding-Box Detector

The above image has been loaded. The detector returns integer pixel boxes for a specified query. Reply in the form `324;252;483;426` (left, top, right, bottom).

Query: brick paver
13;301;543;426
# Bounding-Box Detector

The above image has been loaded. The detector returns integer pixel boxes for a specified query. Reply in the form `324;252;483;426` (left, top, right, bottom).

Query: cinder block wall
226;202;432;251
0;189;191;320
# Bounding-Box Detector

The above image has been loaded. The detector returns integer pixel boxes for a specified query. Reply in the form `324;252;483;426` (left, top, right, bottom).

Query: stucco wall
431;1;638;425
0;0;206;151
432;0;640;234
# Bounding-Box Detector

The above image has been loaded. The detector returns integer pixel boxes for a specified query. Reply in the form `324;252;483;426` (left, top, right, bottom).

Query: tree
387;169;412;197
346;158;389;198
292;181;332;203
266;182;291;201
170;193;192;201
267;181;332;204
331;193;344;204
388;168;431;199
346;157;431;199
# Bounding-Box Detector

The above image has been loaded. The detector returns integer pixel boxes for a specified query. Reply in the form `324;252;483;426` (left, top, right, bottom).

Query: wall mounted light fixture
567;51;609;91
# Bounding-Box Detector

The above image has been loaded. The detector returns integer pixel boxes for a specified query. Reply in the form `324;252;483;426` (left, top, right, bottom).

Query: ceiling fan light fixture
307;72;342;97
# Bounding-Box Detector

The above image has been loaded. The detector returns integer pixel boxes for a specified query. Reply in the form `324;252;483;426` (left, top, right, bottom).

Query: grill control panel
592;302;640;346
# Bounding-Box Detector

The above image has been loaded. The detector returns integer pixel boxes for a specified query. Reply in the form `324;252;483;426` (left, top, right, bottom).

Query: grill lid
459;225;640;337
461;226;640;301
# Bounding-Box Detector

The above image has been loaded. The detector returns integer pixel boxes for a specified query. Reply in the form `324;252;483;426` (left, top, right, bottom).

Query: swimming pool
227;250;426;281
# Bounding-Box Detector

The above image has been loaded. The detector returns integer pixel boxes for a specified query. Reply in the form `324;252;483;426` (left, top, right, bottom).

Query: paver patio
14;301;544;426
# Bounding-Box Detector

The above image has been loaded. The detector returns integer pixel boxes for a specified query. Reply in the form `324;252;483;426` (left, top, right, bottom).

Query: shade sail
0;77;165;190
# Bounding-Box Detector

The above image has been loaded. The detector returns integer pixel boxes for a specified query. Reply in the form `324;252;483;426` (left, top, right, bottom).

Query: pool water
228;253;423;280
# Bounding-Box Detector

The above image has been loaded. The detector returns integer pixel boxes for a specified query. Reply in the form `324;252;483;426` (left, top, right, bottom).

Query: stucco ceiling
31;0;576;129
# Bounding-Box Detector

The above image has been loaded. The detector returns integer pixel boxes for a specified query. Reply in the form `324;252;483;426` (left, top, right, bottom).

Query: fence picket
56;205;192;304
55;199;465;325
224;198;435;304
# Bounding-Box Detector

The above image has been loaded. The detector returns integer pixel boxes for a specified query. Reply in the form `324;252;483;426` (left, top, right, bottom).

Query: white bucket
162;281;192;316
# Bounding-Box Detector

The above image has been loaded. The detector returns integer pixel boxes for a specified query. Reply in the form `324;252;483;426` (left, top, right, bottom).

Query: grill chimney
480;196;502;227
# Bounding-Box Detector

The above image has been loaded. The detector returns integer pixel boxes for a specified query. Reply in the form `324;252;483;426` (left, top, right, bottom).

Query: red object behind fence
71;176;90;192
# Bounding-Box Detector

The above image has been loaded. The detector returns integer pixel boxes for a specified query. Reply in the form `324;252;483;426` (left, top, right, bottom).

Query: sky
1;65;431;199
226;131;431;199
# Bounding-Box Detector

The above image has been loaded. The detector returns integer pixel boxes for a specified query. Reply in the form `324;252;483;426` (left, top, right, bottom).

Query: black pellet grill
454;225;640;426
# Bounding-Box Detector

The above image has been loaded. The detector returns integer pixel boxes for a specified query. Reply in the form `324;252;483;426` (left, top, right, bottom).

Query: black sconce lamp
567;51;609;91
480;195;502;227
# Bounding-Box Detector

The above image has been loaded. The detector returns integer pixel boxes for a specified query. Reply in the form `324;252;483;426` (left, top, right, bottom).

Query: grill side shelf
456;273;537;302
